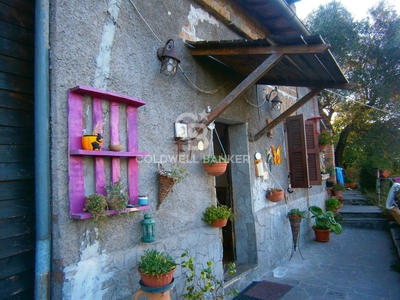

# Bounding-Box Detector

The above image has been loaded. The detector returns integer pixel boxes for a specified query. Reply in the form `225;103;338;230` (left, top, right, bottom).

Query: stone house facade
0;0;353;299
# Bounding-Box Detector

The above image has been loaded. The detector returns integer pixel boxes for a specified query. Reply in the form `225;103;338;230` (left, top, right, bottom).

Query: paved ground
260;190;400;300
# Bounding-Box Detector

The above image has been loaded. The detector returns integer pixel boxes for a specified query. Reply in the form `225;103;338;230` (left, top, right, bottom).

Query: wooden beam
191;44;330;56
252;87;324;142
199;53;284;126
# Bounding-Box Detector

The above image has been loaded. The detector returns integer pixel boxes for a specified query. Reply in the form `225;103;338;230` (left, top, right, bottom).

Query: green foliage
202;155;229;166
326;165;336;176
318;130;332;145
309;206;342;234
202;205;234;224
287;208;306;218
306;1;400;176
84;193;107;222
158;162;189;184
104;178;129;212
326;198;341;211
138;249;177;279
359;161;377;191
333;183;346;191
180;250;237;299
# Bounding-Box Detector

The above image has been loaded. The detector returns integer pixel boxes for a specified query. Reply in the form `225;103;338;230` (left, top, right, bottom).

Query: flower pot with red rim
138;267;175;287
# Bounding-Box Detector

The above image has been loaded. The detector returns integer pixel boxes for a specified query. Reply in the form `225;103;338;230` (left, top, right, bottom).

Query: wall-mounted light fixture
266;87;282;111
157;39;180;76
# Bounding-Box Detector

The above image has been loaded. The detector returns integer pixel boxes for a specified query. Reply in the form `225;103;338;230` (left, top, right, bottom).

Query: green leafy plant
345;167;359;183
181;250;237;299
309;206;342;234
104;178;129;212
333;183;346;191
138;249;177;280
287;208;306;218
318;130;332;145
326;165;335;176
202;155;229;166
84;193;108;222
158;162;189;184
202;205;235;224
326;197;341;211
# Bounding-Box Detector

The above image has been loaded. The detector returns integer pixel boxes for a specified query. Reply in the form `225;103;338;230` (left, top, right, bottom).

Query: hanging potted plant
202;155;229;177
157;163;188;209
309;205;342;242
318;130;332;152
202;204;235;228
138;249;177;287
266;188;284;202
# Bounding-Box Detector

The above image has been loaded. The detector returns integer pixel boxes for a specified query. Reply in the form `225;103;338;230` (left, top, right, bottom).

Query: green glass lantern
141;214;155;243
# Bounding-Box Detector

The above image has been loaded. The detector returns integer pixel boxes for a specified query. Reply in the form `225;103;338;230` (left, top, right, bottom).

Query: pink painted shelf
68;85;148;220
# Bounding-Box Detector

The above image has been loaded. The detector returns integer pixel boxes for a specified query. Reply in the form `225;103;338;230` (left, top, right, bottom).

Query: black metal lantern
141;214;155;243
157;39;180;76
266;87;282;111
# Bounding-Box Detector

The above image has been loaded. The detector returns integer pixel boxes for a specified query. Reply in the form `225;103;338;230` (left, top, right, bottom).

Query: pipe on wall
34;0;51;299
269;0;311;36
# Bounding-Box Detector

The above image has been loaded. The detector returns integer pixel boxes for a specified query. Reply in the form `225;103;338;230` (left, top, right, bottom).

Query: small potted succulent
309;205;342;242
202;155;229;176
138;249;177;287
202;204;235;228
84;193;108;222
104;178;129;212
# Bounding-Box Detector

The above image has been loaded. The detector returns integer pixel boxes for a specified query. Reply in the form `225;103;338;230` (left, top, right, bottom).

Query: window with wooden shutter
305;120;322;185
286;115;309;188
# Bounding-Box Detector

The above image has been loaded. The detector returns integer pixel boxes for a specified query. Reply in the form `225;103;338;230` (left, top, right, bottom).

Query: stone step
339;204;388;230
341;217;389;231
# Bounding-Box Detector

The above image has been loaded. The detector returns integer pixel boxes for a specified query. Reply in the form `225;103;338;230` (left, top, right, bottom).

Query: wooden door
0;0;36;298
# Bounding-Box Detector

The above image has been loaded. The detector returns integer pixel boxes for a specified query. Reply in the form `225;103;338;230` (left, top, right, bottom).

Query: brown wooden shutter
305;120;322;185
286;115;309;188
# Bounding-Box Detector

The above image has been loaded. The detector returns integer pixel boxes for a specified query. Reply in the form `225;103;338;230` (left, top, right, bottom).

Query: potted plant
266;188;284;202
84;193;108;222
181;250;237;299
104;178;129;212
202;155;229;177
332;183;346;197
318;130;332;152
157;162;188;209
138;249;177;287
309;206;342;242
326;197;342;213
287;208;306;251
202;204;234;228
344;167;358;189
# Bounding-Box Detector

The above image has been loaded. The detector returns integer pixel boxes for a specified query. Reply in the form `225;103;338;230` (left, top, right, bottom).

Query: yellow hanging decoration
271;145;282;165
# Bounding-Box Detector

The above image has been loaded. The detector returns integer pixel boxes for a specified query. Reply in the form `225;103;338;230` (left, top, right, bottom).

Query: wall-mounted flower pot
319;144;328;152
203;162;228;177
138;267;175;287
81;135;97;150
211;219;228;228
266;189;284;202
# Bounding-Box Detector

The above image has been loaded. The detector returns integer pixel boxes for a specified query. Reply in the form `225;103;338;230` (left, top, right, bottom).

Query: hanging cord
128;0;228;95
267;167;284;190
214;127;227;157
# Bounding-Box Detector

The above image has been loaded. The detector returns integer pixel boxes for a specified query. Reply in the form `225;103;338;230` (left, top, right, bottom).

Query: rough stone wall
48;0;327;299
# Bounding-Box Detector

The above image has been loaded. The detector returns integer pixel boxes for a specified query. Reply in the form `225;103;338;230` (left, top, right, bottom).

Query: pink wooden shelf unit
68;86;149;219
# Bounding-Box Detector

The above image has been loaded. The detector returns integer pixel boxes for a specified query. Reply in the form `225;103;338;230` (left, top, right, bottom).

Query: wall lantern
157;39;180;76
266;87;282;111
141;213;155;243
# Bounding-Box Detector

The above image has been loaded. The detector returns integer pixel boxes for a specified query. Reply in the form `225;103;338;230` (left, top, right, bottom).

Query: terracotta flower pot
313;227;331;242
203;162;228;177
319;144;328;152
138;268;175;287
267;189;284;202
345;183;356;189
211;219;228;228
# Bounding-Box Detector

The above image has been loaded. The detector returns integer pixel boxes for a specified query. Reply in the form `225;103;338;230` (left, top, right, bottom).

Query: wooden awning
186;35;356;90
186;36;356;141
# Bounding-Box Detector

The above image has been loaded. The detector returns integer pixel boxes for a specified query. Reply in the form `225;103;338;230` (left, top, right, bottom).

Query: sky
295;0;400;20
